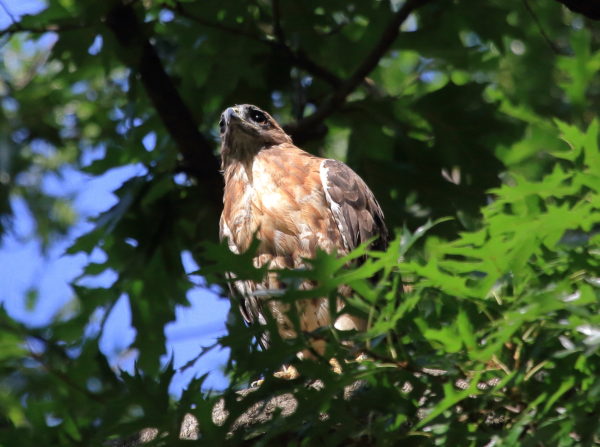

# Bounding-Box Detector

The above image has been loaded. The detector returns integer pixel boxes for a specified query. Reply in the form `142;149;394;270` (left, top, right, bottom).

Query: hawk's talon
274;365;300;380
329;357;343;374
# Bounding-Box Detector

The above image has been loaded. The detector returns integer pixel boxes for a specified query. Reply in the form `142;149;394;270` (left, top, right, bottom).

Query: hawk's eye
249;109;267;124
219;117;225;133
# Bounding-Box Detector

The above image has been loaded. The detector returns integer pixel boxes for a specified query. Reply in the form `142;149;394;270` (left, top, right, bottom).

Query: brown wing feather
320;159;388;253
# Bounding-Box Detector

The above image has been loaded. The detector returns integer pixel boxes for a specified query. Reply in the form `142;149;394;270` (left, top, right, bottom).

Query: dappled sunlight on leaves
1;0;600;445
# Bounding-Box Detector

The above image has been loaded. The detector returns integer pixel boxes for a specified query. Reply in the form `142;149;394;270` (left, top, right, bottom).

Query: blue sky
0;0;229;394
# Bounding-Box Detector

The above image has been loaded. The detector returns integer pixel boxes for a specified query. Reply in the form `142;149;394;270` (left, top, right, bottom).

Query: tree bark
105;2;223;214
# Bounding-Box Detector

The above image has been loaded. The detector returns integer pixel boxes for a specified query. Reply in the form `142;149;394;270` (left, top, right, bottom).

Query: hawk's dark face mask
221;105;271;137
220;104;292;161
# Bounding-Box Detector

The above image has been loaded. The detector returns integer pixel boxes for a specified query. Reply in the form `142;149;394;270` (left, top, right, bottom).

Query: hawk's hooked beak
224;107;241;125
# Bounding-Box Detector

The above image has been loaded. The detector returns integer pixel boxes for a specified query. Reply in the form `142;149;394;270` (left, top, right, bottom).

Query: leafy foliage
1;0;600;445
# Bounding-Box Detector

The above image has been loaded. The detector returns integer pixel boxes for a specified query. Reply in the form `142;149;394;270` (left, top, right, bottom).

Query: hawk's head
219;104;292;165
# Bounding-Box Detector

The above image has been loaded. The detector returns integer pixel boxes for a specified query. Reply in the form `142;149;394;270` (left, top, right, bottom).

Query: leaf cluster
0;0;600;445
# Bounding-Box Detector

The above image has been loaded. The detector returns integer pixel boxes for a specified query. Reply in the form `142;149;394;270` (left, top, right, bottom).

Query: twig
271;0;286;44
167;2;342;88
0;321;105;404
0;0;17;25
286;47;342;87
178;341;219;373
0;20;88;37
284;0;437;144
522;0;564;55
360;348;440;377
168;2;265;43
27;347;106;403
99;294;120;337
315;20;348;37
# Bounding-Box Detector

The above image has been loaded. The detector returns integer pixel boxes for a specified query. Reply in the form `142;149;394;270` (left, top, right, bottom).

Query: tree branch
271;0;286;45
28;349;106;404
0;20;88;38
105;2;223;214
0;322;108;405
169;2;264;43
522;0;564;55
0;0;17;25
284;0;436;144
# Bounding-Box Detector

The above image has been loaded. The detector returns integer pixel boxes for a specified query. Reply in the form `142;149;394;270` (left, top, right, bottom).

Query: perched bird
218;104;388;374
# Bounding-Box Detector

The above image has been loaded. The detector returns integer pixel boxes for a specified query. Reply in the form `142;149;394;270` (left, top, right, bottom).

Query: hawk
219;104;388;366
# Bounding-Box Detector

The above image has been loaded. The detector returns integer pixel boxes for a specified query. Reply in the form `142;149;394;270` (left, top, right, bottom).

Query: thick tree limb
110;374;505;446
284;0;436;144
105;2;223;212
110;382;365;446
554;0;600;19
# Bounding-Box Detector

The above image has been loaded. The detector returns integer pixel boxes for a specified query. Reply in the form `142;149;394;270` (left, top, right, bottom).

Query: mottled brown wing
320;159;388;253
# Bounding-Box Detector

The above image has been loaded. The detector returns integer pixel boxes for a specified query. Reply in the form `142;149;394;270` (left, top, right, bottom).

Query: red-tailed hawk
219;104;388;366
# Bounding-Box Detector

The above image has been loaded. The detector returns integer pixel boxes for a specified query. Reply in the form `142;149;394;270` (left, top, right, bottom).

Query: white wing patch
219;218;240;254
319;159;351;252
